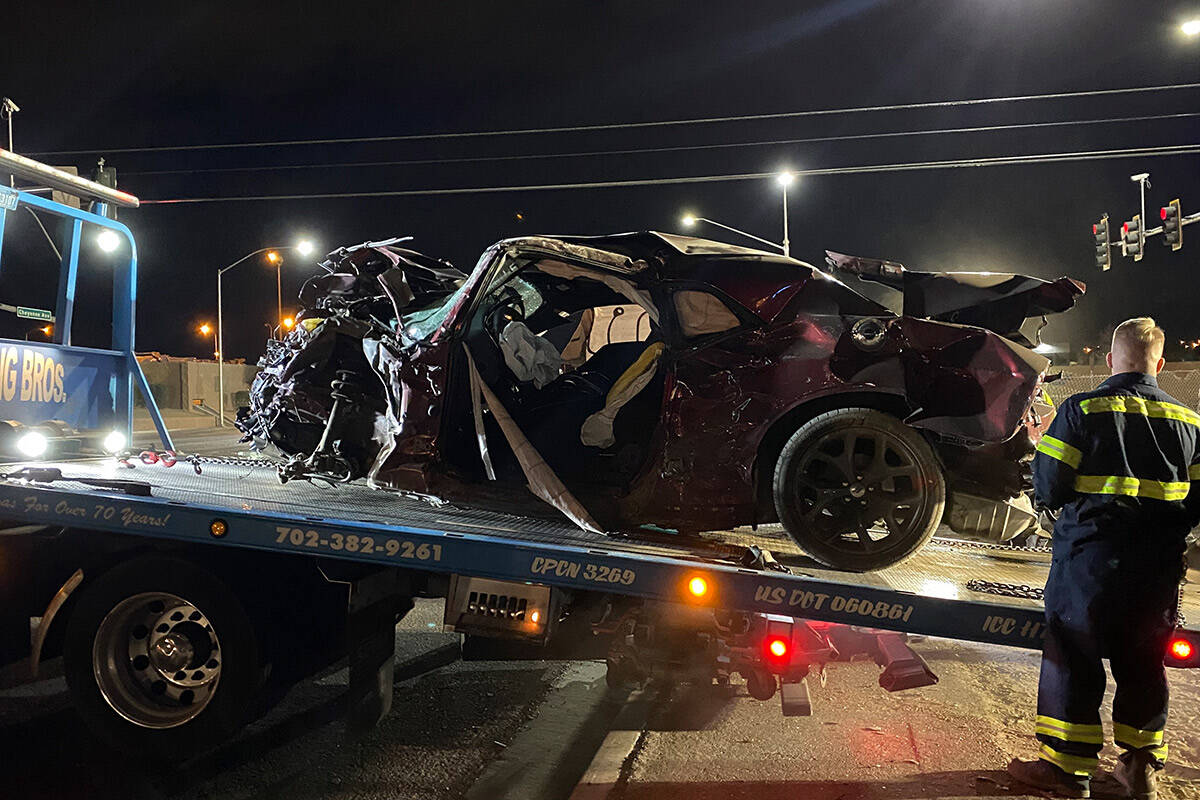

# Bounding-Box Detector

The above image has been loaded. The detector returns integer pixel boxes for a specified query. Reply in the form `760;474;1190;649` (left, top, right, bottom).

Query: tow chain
115;451;277;475
967;580;1187;629
965;579;1045;601
934;537;1053;555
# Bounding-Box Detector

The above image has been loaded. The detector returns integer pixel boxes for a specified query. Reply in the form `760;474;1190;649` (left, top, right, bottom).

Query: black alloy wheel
773;408;945;571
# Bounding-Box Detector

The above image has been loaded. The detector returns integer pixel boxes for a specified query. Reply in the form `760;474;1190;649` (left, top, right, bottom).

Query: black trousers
1035;544;1182;775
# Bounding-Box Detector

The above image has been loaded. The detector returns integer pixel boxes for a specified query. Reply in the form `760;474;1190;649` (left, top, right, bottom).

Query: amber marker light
209;519;228;538
1170;638;1194;660
687;575;709;599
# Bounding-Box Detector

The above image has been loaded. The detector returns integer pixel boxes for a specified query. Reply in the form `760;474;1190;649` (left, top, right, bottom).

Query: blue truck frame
0;155;1195;758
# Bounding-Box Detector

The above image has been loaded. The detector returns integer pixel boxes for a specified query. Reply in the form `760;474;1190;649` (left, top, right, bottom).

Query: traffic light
92;158;118;219
1122;215;1143;261
1093;216;1111;271
1161;199;1182;251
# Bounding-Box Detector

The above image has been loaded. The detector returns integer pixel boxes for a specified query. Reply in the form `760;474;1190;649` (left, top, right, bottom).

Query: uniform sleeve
1185;441;1200;528
1033;399;1084;511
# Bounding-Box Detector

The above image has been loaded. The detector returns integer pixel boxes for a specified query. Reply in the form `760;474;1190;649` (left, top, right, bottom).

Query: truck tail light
761;616;796;672
1166;638;1195;671
765;636;790;662
1166;634;1198;668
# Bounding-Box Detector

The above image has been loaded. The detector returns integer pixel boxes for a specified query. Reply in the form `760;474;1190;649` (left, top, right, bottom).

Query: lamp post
216;240;314;426
198;323;216;358
777;170;795;258
680;215;785;253
680;170;796;256
266;250;283;330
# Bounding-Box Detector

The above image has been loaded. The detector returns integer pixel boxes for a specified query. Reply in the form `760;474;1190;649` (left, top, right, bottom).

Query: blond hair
1112;317;1165;366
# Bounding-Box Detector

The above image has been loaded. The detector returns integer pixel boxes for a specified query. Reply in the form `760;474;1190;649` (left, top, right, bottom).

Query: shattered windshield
401;279;473;341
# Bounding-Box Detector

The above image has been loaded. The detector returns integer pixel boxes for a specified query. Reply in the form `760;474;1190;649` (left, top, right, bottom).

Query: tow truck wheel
63;556;261;759
745;669;777;701
774;408;946;572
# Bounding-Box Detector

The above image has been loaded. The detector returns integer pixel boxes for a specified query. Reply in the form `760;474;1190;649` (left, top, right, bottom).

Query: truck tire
773;408;945;572
62;555;262;760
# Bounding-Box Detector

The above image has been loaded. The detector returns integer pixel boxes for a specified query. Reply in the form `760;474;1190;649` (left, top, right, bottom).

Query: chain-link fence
1043;363;1200;411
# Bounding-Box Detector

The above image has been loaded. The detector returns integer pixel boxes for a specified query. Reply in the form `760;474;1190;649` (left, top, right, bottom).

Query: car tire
62;556;262;760
773;408;945;572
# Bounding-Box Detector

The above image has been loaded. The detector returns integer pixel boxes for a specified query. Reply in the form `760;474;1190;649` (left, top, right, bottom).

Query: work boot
1113;749;1162;800
1007;757;1091;798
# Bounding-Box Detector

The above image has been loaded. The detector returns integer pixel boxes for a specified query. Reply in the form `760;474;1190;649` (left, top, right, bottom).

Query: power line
33;82;1200;156
122;112;1200;177
139;143;1200;205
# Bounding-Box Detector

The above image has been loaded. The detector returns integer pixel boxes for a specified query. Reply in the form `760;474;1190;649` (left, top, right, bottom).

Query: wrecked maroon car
237;233;1084;571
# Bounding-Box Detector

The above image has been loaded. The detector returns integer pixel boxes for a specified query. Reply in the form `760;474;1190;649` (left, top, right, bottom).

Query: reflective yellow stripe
1113;723;1164;749
1036;435;1082;469
1036;715;1104;745
1190;463;1200;480
1080;395;1200;428
1149;743;1169;762
1073;475;1191;501
1039;742;1099;776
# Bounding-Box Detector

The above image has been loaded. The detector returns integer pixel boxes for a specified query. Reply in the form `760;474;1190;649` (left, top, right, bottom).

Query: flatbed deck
2;457;1196;652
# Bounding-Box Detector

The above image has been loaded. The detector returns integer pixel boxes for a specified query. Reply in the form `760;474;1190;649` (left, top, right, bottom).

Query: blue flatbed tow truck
0;151;1195;759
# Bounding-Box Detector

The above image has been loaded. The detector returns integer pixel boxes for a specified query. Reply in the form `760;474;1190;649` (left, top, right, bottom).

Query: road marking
568;689;650;800
466;661;618;800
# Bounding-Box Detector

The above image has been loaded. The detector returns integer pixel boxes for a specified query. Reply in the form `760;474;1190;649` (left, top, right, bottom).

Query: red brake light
1170;638;1194;660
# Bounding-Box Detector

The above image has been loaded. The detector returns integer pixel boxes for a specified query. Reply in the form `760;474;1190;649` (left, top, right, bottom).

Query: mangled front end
236;239;466;483
826;252;1085;542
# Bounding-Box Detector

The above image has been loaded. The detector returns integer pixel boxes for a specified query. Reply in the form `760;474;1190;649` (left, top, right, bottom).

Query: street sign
16;306;54;321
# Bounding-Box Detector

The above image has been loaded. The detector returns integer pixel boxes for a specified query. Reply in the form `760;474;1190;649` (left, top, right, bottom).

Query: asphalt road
4;605;1200;799
597;638;1200;800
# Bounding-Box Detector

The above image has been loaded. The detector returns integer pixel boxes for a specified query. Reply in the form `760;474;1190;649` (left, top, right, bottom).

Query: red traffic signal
1121;215;1144;261
1161;198;1182;252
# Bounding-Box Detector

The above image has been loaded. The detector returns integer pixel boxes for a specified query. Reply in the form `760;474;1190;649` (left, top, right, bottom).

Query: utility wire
33;82;1200;156
122;112;1200;177
24;208;62;260
140;143;1200;205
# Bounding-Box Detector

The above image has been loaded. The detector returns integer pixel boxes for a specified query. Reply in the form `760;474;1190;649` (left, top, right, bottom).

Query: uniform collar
1100;371;1159;390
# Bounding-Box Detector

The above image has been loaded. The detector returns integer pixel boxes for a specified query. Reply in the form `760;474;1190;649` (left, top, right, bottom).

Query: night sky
2;1;1198;362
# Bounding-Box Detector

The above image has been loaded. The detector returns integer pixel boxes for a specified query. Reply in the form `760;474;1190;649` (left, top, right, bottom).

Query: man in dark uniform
1007;318;1197;799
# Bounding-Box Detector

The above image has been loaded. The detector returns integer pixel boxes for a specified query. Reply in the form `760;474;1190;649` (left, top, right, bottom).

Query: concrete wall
139;360;258;413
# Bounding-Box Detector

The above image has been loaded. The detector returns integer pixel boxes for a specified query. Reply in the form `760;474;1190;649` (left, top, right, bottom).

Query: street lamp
679;213;786;253
777;170;795;258
216;239;315;426
1183;18;1200;36
678;170;796;257
198;323;217;359
25;325;52;341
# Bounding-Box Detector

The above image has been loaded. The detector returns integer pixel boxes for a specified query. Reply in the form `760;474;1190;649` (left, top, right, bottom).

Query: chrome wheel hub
93;592;222;729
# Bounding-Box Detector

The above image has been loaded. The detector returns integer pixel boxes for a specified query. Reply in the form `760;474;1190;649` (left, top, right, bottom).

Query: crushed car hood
824;251;1085;346
299;238;467;323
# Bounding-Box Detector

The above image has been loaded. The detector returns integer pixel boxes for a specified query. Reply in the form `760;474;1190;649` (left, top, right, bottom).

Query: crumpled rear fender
831;317;1048;444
